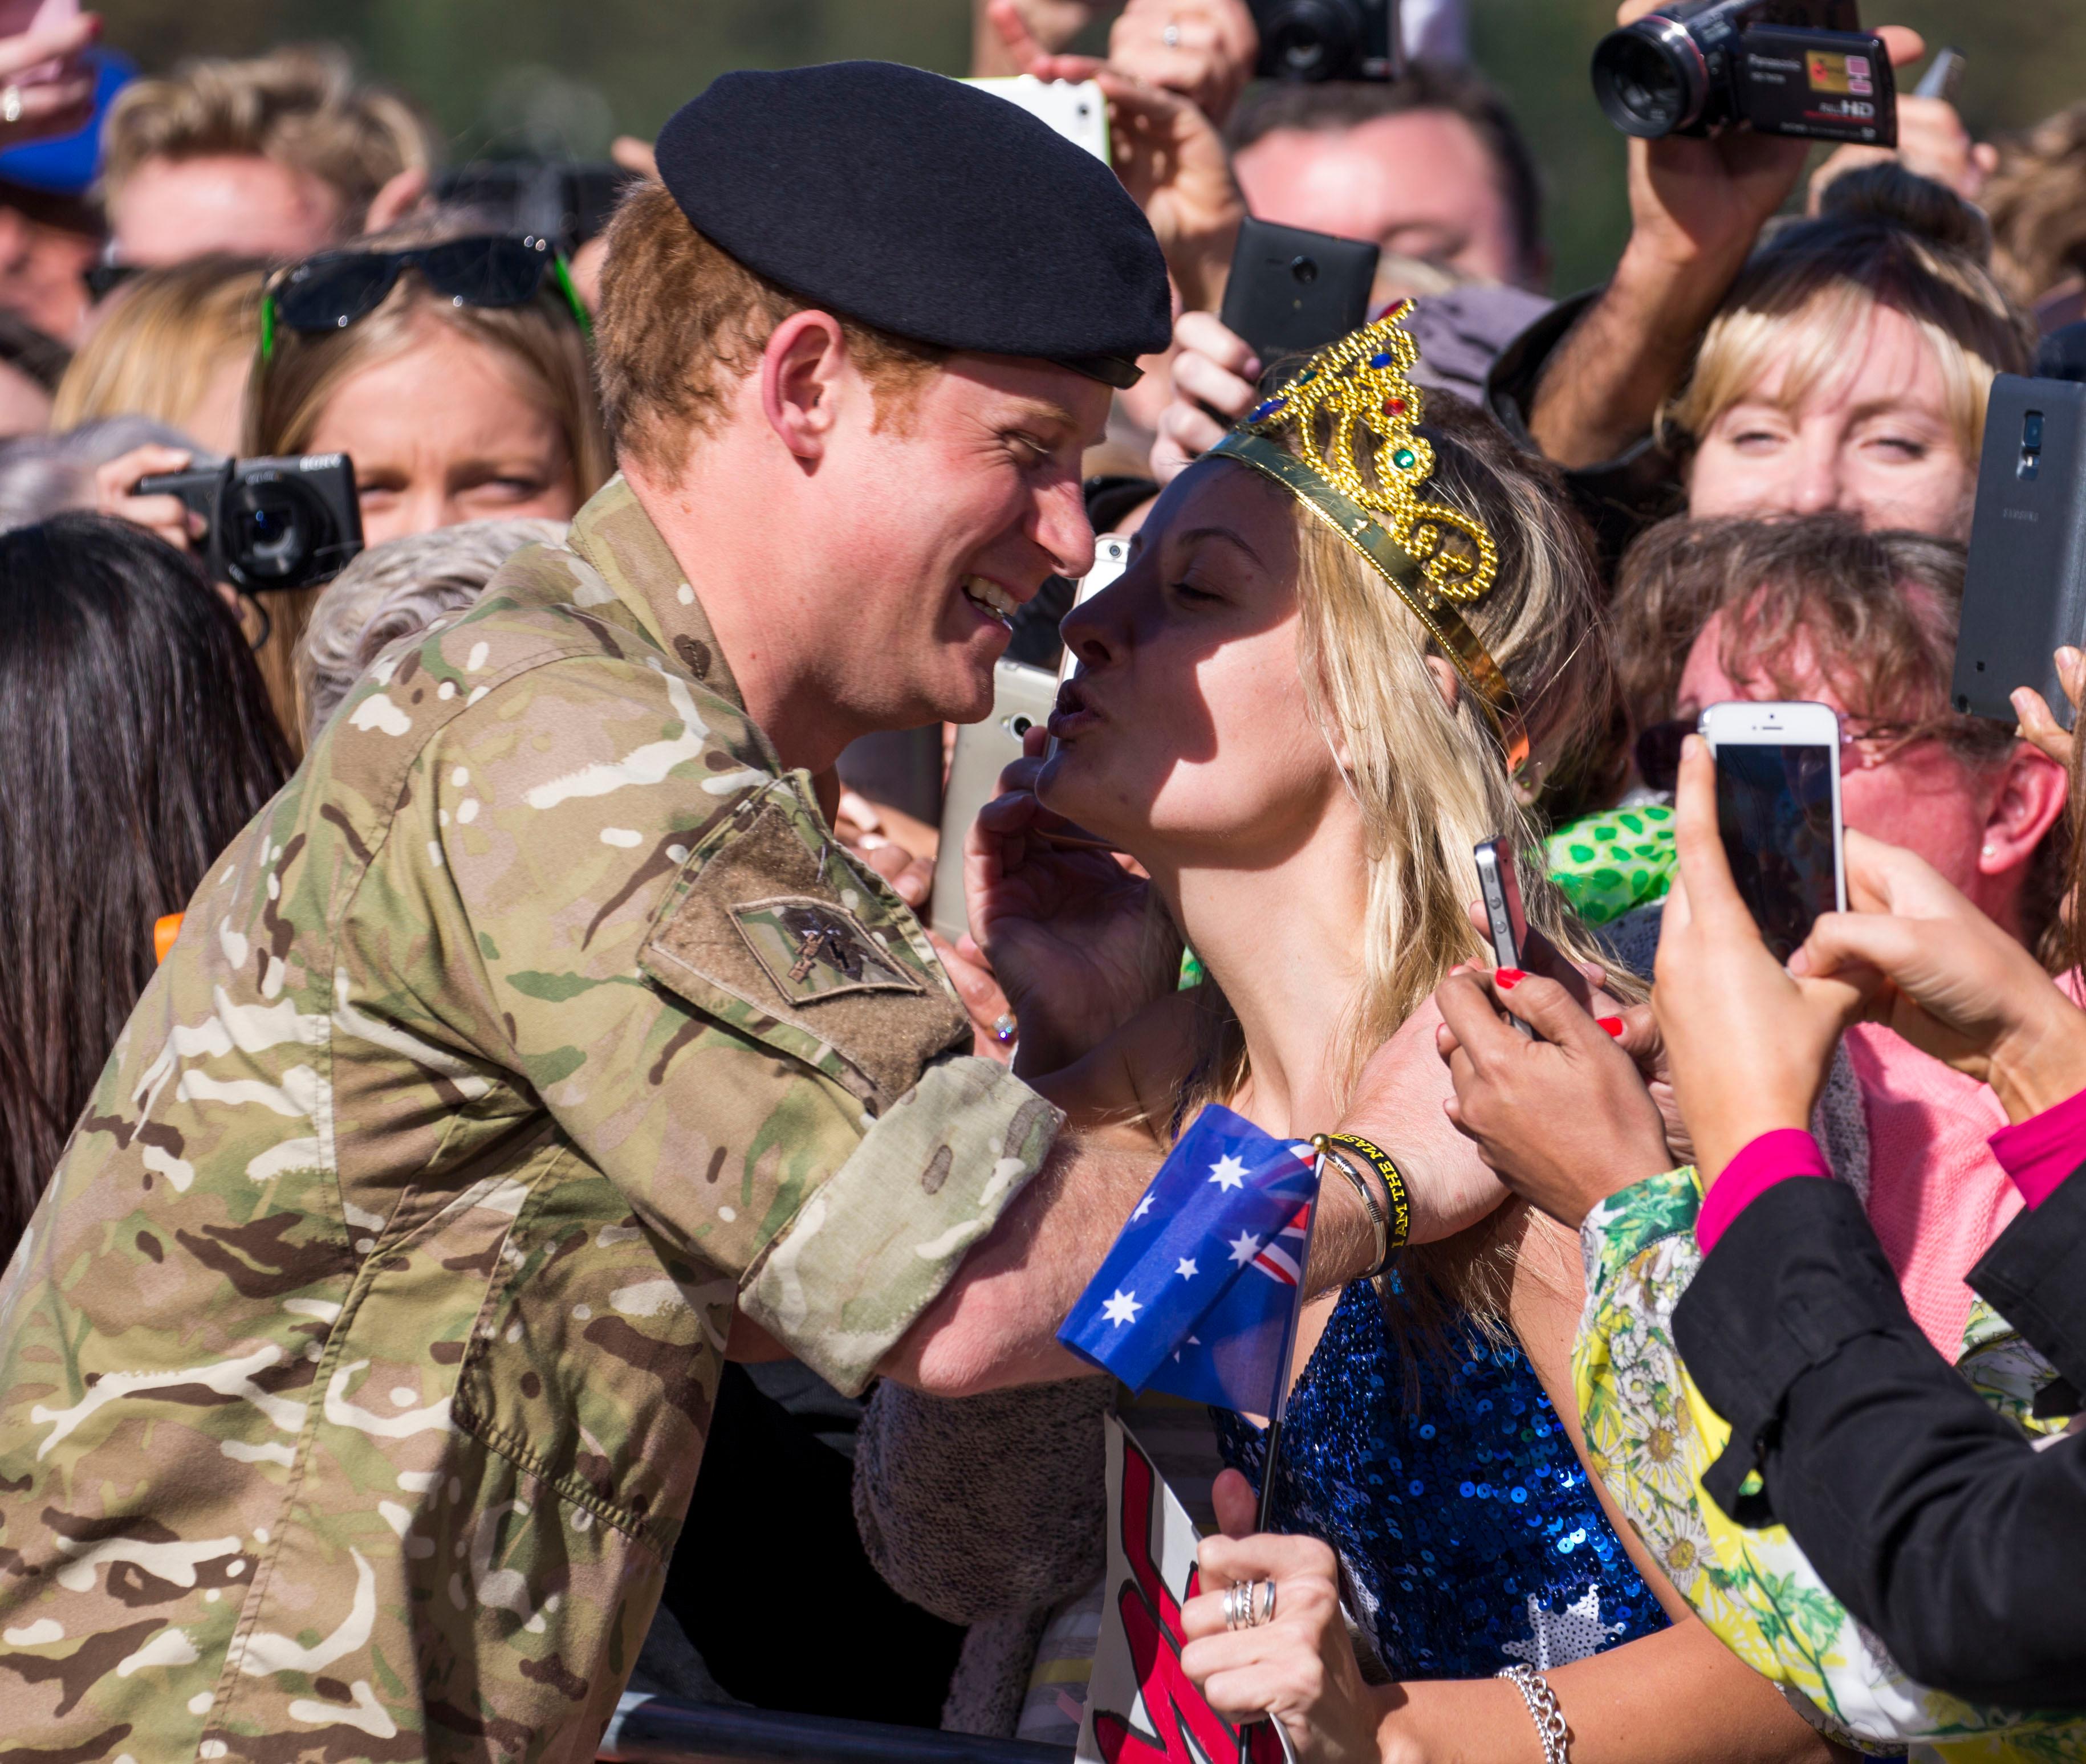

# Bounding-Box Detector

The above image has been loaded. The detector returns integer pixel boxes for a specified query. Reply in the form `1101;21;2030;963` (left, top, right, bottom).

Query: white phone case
1697;698;1848;914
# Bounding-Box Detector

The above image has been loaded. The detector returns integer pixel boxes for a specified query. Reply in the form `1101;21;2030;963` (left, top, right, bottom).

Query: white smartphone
961;76;1110;162
930;659;1060;943
1472;837;1531;1034
1697;700;1847;962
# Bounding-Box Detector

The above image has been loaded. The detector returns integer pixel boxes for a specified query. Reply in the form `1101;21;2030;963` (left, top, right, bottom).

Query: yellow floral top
1572;1166;2086;1761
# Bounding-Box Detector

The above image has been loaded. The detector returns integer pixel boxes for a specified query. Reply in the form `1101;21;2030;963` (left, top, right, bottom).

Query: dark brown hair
1227;63;1544;282
0;516;290;1260
593;180;950;476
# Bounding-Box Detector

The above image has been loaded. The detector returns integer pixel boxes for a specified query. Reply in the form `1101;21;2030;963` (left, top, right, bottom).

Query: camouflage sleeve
352;652;1060;1394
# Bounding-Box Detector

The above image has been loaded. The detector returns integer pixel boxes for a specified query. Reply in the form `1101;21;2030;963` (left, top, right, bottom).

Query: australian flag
1059;1104;1320;1415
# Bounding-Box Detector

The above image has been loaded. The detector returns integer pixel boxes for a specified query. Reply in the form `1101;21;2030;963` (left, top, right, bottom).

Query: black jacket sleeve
1480;287;1687;572
1672;1174;2086;1712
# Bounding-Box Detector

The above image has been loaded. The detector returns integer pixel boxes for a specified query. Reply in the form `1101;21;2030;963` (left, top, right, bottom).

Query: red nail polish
1495;968;1525;988
1597;1016;1625;1038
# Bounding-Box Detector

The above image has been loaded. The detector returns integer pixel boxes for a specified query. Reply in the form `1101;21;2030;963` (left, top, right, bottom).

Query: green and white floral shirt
1572;1166;2086;1761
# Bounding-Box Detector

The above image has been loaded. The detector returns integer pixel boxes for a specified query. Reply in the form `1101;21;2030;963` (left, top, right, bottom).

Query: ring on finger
991;1012;1018;1045
1162;19;1182;46
1;88;23;125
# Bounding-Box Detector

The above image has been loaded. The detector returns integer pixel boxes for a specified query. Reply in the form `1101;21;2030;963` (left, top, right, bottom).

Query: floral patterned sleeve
1572;1166;2086;1759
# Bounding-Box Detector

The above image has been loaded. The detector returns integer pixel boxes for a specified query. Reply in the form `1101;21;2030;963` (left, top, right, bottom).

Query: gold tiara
1210;307;1522;753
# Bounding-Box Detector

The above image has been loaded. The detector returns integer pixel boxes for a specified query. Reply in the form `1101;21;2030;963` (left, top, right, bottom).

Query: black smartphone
1951;373;2086;729
1701;700;1847;963
1218;217;1380;365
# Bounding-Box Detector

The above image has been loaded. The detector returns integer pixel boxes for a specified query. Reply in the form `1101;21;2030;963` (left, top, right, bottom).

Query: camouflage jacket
0;477;1063;1762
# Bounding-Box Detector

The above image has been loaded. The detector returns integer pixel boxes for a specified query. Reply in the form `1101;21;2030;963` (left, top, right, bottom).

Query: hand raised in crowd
92;443;204;555
965;727;1184;1075
0;10;100;150
1810;84;2000;213
1529;6;1930;469
1107;0;1259;133
969;0;1107;76
1180;1469;1383;1764
1434;964;1675;1229
1152;310;1260;482
1653;734;1869;1185
988;0;1245;313
1791;830;2086;1125
2011;644;2084;772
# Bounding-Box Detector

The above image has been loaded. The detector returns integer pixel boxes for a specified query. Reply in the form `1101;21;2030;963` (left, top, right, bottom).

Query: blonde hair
243;218;610;747
1665;165;2035;465
1187;393;1617;1350
595;180;948;476
103;45;432;231
51;255;265;438
1983;100;2086;306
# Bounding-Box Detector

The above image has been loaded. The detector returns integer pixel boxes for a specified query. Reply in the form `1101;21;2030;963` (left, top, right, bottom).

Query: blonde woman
862;317;1833;1762
56;254;266;453
242;222;608;743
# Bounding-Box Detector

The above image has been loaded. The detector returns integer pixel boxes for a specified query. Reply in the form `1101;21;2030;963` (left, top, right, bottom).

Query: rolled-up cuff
1696;1129;1831;1253
1987;1082;2086;1209
740;1056;1064;1396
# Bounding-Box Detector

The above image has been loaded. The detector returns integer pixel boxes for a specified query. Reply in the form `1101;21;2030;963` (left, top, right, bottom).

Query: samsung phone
1218;217;1380;365
961;76;1109;161
929;660;1060;943
1699;700;1846;962
1951;373;2086;728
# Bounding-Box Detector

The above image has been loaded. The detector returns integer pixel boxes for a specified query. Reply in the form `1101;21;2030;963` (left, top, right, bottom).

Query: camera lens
1258;0;1361;82
220;470;339;589
1290;255;1319;285
1591;19;1706;138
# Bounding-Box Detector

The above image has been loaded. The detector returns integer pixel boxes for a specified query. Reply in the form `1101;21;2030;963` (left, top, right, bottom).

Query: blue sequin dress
1214;1277;1668;1680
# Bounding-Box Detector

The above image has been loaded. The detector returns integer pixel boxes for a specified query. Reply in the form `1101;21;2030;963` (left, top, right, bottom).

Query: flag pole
1255;1153;1325;1535
1236;1153;1327;1764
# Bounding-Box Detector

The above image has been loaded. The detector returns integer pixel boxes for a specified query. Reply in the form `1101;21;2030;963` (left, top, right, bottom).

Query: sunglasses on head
260;233;590;360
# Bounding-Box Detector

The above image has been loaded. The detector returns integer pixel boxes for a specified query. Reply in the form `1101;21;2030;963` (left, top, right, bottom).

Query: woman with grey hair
295;517;566;743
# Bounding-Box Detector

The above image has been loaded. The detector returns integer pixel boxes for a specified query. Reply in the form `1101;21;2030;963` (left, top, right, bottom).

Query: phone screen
1714;742;1839;961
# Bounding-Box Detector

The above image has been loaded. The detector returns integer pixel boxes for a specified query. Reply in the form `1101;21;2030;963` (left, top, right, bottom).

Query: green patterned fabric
1544;804;1676;926
1574;1167;2085;1758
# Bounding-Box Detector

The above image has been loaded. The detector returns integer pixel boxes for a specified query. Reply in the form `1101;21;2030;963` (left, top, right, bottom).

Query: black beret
654;61;1173;387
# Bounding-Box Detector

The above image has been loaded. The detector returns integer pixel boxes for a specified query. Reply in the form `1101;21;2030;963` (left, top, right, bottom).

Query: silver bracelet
1497;1664;1570;1764
1311;1135;1388;1276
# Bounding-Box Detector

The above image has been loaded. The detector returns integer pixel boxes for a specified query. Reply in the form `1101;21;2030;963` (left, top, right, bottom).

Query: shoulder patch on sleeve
640;777;969;1113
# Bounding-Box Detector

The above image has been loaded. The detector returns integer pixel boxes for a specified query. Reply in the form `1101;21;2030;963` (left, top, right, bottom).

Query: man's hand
1152;310;1260;482
989;0;1246;313
1108;0;1258;131
1435;966;1674;1229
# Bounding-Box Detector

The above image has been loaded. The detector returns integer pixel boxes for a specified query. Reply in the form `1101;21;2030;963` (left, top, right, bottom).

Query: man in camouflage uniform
0;63;1404;1761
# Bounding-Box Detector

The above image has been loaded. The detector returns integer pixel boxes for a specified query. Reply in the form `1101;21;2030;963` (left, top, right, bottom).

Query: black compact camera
1592;0;1896;145
1248;0;1400;82
135;454;364;594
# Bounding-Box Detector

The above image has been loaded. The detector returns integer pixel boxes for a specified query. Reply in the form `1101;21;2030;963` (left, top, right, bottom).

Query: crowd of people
0;0;2083;1759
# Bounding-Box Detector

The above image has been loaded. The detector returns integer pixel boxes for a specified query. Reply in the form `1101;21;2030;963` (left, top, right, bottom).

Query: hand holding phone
1217;216;1380;365
1473;837;1595;1036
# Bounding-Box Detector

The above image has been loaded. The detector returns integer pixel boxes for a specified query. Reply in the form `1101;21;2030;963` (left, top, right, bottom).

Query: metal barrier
599;1693;1077;1764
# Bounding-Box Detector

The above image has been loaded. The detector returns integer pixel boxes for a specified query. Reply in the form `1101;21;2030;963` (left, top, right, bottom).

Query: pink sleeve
1695;1128;1833;1254
1987;1083;2086;1210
